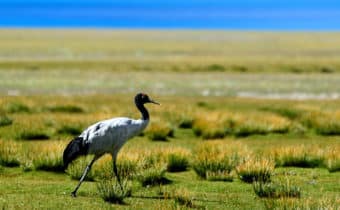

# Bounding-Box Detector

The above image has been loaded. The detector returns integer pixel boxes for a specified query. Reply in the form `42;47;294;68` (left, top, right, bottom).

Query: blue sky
1;0;340;30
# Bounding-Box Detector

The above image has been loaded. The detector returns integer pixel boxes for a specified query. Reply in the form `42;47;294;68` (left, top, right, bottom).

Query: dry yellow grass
24;140;67;171
236;157;275;183
1;30;340;73
192;140;250;179
264;196;340;210
0;140;21;166
323;145;340;172
270;145;325;168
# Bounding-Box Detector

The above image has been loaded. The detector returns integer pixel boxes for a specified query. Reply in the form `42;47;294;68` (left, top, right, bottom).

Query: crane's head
135;93;160;105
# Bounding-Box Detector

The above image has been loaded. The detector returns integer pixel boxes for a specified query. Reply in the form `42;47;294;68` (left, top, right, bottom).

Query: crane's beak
149;99;160;105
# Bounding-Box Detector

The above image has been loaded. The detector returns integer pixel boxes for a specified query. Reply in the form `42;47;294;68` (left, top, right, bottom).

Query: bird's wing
80;118;133;142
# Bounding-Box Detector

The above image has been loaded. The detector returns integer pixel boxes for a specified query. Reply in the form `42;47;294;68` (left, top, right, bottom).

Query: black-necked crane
63;93;160;197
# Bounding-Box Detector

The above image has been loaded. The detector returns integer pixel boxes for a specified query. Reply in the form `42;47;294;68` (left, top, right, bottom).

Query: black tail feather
63;137;88;170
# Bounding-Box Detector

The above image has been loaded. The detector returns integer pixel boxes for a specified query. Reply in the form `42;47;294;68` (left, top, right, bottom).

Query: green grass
96;178;132;204
16;129;50;140
236;158;275;183
0;166;338;209
4;102;31;113
1;30;340;74
136;166;171;187
66;157;96;181
0;29;339;209
56;124;83;135
166;153;189;172
0;115;13;127
44;105;84;113
1;31;340;97
253;180;301;198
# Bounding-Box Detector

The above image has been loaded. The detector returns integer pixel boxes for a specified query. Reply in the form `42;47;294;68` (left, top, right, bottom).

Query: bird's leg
71;155;98;197
113;158;124;192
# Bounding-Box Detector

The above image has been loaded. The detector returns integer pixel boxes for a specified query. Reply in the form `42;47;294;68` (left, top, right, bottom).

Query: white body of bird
81;117;149;156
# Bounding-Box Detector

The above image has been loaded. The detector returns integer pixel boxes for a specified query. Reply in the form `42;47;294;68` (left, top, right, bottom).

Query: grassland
0;29;339;209
0;95;339;209
1;29;340;74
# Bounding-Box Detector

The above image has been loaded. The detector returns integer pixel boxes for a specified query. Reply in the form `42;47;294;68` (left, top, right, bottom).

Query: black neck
136;102;149;120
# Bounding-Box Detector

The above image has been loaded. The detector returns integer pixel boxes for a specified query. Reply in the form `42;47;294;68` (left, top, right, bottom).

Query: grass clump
0;115;13;127
44;105;84;113
234;115;291;137
172;188;195;208
167;153;190;172
314;116;340;136
325;159;340;172
260;106;302;120
32;155;63;172
146;120;174;141
324;146;340;172
26;141;65;172
206;64;225;71
0;140;21;167
66;156;96;181
263;196;338;210
192;141;245;180
160;187;195;208
4;102;31;113
92;154;138;180
192;112;231;139
16;129;50;140
234;122;270;137
206;170;234;182
272;145;324;168
136;165;171;187
97;178;131;204
236;157;275;183
253;180;301;198
178;117;194;129
56;124;83;135
301;110;340;135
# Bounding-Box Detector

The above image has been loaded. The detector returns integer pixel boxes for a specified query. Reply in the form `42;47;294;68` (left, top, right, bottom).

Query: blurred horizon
1;0;340;30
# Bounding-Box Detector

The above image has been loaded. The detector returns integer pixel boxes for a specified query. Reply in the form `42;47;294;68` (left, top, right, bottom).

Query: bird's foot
71;191;77;197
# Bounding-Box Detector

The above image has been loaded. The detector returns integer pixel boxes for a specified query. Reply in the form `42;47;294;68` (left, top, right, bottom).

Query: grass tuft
136;164;171;187
44;105;84;113
4;102;31;113
192;112;230;139
272;145;324;168
172;188;195;208
146;120;174;141
324;146;340;172
57;124;83;135
236;157;274;183
92;155;138;180
178;117;194;129
167;153;190;172
66;156;96;181
0;115;13;127
97;178;132;204
16;129;50;140
301;111;340;135
263;197;340;210
26;141;65;172
260;106;302;120
253;180;301;198
192;141;245;179
0;140;21;167
206;170;234;182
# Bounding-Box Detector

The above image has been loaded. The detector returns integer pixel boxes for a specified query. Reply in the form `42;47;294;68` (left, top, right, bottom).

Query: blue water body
1;1;340;30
